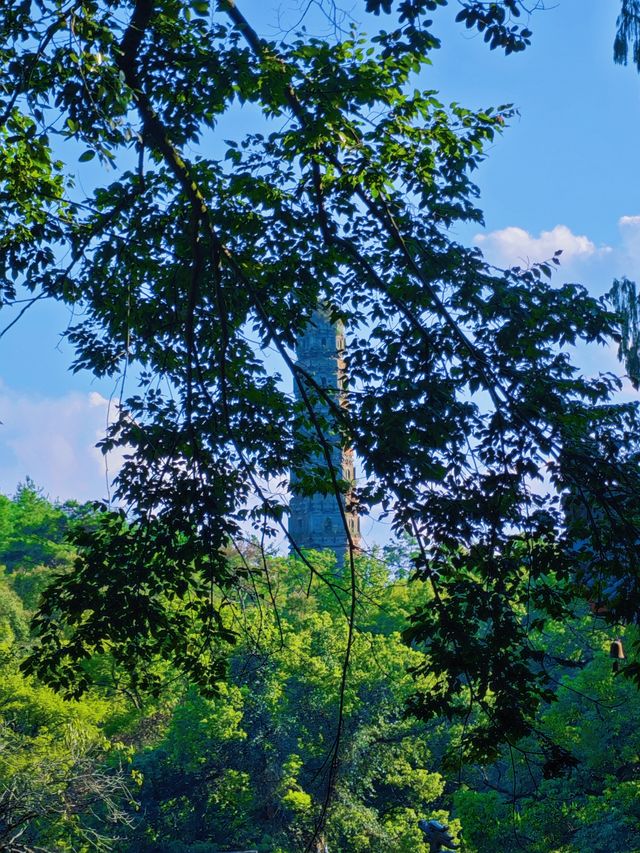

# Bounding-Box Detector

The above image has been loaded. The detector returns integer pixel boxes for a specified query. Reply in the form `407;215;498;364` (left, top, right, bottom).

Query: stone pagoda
288;308;360;559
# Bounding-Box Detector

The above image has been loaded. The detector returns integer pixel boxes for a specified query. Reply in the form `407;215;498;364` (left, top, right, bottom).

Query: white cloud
474;224;607;268
89;390;108;407
0;382;123;502
617;215;640;273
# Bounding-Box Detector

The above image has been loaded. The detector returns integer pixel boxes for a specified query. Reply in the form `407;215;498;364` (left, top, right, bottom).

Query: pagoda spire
288;307;360;561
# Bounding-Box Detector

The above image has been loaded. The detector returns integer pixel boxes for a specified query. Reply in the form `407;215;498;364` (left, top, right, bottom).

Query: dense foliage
0;488;136;852
1;488;640;851
1;0;638;747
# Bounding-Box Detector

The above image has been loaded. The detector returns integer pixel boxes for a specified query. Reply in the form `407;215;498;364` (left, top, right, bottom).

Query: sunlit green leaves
2;0;640;775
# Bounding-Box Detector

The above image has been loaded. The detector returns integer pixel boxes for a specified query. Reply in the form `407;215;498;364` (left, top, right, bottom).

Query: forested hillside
1;485;638;852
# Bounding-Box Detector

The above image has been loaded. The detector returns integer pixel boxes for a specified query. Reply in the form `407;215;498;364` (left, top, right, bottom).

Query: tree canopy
1;490;640;851
2;1;640;846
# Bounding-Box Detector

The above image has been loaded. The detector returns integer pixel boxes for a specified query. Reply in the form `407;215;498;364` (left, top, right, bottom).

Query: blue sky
1;0;639;530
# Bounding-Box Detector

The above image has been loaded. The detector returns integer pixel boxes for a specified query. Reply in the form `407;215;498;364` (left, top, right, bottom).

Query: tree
453;617;640;852
4;508;640;852
2;0;639;841
614;0;640;72
115;553;453;853
0;481;77;573
0;570;136;852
